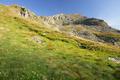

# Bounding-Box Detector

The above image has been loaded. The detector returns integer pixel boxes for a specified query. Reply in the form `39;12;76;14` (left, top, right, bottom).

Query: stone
32;36;43;44
108;57;120;64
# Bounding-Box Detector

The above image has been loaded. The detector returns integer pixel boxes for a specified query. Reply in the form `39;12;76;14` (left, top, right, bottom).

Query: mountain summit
0;4;120;80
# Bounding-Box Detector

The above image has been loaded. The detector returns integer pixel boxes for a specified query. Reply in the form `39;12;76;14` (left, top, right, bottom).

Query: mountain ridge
0;4;120;46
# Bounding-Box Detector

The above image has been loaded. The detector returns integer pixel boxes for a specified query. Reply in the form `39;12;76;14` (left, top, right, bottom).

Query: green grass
0;13;120;80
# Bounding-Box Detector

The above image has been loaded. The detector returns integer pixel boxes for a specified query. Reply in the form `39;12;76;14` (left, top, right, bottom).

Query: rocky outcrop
81;18;108;27
108;57;120;64
9;4;38;20
32;36;44;44
39;13;86;25
73;30;101;41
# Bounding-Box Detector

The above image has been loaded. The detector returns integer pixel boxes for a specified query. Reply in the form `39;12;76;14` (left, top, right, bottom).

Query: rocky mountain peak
39;13;87;25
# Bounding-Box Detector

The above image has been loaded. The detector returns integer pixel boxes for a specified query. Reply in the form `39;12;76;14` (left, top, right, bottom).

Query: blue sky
0;0;120;29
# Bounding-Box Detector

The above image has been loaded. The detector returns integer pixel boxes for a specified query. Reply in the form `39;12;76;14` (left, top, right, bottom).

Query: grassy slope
0;8;120;80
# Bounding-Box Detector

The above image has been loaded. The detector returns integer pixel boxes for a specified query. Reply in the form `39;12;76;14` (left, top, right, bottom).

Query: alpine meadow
0;3;120;80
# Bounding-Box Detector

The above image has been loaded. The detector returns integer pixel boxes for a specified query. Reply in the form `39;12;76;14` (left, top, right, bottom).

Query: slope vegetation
0;4;120;80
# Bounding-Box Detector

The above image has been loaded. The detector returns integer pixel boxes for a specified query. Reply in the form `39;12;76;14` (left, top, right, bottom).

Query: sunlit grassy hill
0;4;120;80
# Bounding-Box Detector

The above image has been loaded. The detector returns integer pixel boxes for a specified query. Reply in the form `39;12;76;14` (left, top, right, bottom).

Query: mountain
0;4;120;80
40;13;120;46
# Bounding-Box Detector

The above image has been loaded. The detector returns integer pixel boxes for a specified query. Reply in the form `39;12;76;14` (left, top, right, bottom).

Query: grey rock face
73;30;101;41
39;14;86;25
9;5;38;20
32;36;43;44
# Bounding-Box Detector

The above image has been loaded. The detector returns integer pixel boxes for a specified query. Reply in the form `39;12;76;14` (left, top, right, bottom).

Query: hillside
0;4;120;80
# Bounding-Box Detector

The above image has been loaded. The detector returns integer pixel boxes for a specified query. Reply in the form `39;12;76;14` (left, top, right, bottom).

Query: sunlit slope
0;4;120;80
